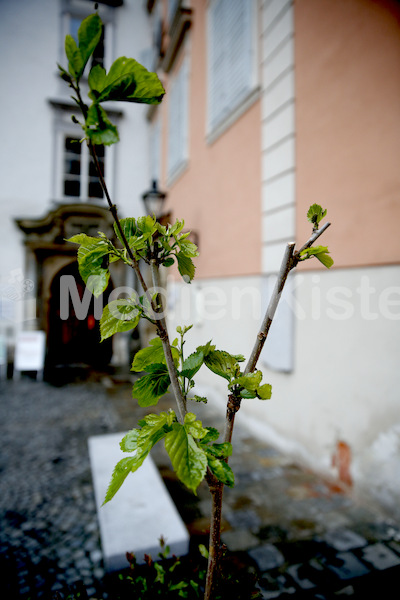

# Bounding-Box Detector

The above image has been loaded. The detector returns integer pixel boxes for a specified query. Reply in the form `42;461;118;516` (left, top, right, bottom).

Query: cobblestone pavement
1;373;400;599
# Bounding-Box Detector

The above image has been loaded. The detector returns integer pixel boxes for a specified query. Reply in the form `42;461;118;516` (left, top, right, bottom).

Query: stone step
88;432;190;572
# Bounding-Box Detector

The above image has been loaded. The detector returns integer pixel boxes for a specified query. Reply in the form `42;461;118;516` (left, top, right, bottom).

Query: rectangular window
62;135;104;201
167;57;189;182
207;0;256;133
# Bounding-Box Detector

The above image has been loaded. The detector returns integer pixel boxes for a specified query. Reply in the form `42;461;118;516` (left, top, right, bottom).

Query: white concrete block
262;171;295;212
262;0;292;34
262;102;295;151
88;432;190;571
262;70;294;121
260;275;294;372
262;240;291;274
262;5;293;61
262;35;294;89
262;205;296;243
262;136;295;181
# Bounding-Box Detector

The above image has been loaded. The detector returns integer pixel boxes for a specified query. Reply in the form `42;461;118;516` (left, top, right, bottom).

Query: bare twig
294;221;331;259
245;242;296;375
205;224;331;600
87;140;155;308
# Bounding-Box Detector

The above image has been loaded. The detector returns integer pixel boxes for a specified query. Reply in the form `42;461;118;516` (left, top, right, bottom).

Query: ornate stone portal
15;203;130;371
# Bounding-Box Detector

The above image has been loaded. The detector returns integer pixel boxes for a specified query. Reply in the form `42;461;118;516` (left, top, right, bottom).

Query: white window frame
206;0;259;142
167;55;190;184
52;108;114;203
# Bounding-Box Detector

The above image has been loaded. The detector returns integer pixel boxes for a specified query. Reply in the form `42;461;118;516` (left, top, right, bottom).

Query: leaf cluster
67;216;199;305
301;204;334;268
59;13;165;146
122;538;206;599
307;203;327;228
300;245;334;268
104;411;233;503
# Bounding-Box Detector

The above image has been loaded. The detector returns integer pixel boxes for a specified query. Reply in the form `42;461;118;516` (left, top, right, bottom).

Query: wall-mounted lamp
141;180;167;219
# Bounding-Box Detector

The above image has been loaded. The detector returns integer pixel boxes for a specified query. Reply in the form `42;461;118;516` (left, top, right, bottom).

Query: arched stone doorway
15;203;130;374
47;262;113;368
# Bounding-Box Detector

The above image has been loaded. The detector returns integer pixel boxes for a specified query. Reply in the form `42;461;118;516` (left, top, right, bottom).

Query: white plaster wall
0;0;152;334
0;0;58;278
111;1;153;220
167;265;400;517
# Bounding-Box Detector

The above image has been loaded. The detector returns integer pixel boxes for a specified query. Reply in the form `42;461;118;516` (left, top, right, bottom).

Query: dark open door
47;262;112;368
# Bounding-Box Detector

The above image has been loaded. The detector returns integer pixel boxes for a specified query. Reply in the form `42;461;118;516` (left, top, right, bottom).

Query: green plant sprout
59;12;333;600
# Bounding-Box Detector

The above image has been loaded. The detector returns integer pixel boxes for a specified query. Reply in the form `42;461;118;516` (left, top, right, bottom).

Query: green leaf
204;442;232;459
120;428;140;452
207;458;235;488
231;370;263;391
192;395;208;403
77;14;103;77
95;56;165;104
137;215;157;234
240;389;257;399
315;252;334;268
184;413;208;440
114;217;137;244
178;240;199;258
57;63;72;83
85;104;119;145
201;428;220;444
169;219;185;236
131;337;179;372
307;204;327;227
132;363;170;407
100;299;140;341
198;544;209;559
257;383;272;400
88;63;106;94
65;35;83;78
176;324;193;336
103;456;140;505
165;424;207;493
196;341;215;356
181;349;204;380
204;350;239;382
176;252;195;281
67;233;110;297
300;245;334;269
104;412;175;504
162;257;175;267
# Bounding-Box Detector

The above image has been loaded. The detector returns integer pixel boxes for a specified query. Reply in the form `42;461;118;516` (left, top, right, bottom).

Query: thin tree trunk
150;258;187;423
204;479;224;600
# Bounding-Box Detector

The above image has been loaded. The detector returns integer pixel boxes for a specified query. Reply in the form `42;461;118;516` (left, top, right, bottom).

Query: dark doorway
47;262;113;369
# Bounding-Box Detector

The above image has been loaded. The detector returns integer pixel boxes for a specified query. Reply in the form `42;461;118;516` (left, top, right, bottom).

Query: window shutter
168;58;188;179
208;0;227;130
208;0;254;131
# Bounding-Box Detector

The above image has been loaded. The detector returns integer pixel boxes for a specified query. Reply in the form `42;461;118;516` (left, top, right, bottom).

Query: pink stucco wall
295;0;400;268
161;0;262;279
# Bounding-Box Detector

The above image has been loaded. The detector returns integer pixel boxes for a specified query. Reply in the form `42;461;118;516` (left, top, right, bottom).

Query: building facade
0;0;155;370
147;0;400;517
1;0;399;518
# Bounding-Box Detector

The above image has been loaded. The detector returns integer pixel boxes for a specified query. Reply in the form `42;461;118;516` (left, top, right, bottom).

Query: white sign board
14;331;46;372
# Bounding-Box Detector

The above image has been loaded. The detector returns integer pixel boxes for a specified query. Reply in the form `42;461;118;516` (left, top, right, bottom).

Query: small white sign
14;331;46;372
